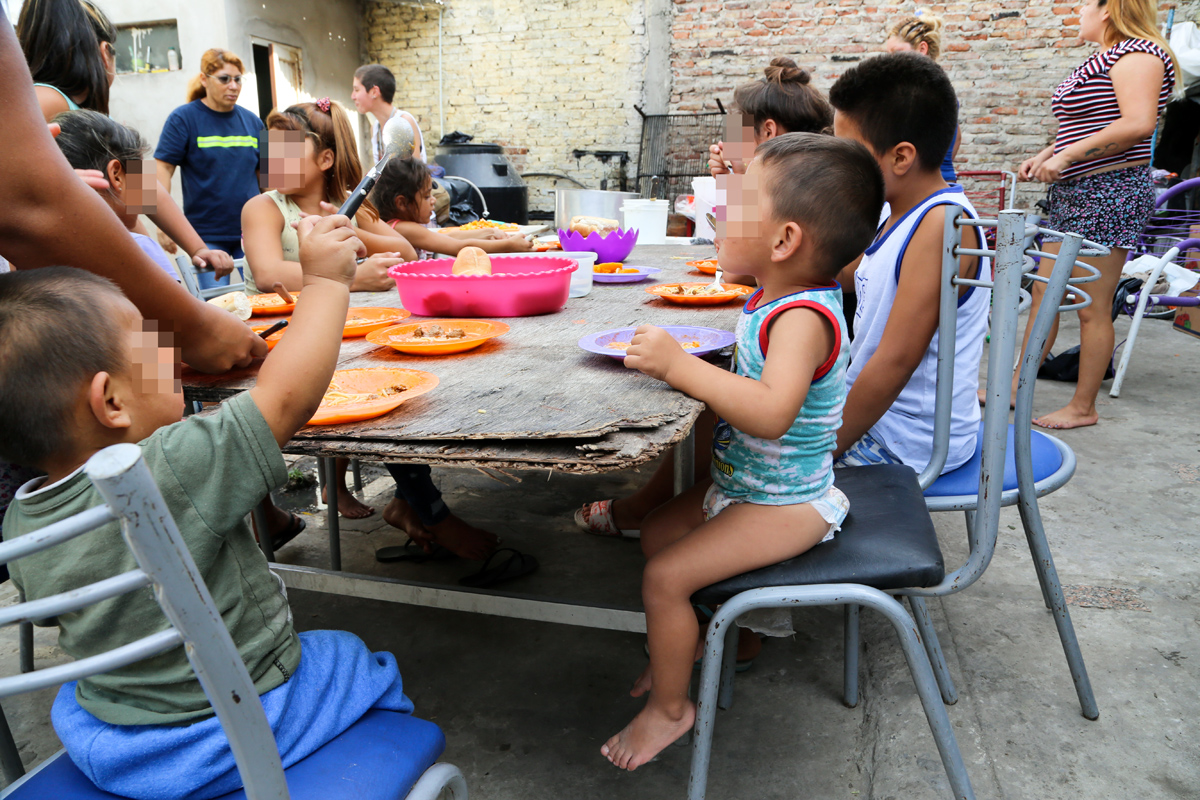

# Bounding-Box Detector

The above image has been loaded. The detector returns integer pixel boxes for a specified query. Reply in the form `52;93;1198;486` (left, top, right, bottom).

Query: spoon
272;282;295;306
705;211;717;231
258;320;288;339
709;265;724;291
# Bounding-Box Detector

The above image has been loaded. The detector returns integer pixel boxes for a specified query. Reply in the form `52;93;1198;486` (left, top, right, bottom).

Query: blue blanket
52;630;414;800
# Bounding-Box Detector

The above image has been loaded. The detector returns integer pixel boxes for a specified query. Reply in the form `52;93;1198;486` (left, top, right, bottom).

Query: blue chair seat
924;422;1064;498
8;709;445;800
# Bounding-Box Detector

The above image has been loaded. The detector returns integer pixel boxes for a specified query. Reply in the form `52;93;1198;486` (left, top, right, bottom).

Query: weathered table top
184;244;733;472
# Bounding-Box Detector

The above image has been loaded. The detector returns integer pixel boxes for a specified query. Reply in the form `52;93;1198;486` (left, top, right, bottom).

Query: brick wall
670;0;1196;208
364;0;650;215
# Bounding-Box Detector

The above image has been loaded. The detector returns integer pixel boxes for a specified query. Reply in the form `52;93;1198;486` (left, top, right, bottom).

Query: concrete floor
2;311;1198;799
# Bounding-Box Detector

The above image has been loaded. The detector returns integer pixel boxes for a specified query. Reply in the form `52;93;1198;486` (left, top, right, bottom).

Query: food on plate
248;292;298;308
457;219;518;231
320;381;408;408
452;246;492;276
661;283;731;297
606;338;701;351
569;215;620;236
207;291;251;320
406;323;468;341
593;262;641;274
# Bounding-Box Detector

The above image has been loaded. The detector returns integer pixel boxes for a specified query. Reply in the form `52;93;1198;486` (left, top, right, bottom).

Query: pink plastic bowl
388;256;577;317
557;228;639;263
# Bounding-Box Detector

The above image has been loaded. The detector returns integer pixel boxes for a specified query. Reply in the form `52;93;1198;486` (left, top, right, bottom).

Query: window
114;21;182;74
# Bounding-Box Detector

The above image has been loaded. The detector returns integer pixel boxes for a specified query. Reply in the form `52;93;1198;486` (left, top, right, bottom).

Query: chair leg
405;762;469;800
843;603;860;708
717;619;738;710
0;704;25;786
1017;500;1099;720
908;596;958;705
690;586;975;800
320;457;342;572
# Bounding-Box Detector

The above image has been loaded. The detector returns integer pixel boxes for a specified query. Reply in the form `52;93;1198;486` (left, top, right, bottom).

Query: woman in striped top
1013;0;1175;429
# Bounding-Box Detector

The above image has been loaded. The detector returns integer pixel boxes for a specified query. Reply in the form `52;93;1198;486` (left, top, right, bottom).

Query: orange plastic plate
646;282;754;306
366;319;510;355
307;368;438;426
248;292;298;316
342;307;412;337
687;259;719;275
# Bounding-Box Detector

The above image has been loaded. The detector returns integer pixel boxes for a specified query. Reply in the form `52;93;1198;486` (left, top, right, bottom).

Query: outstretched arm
0;11;264;372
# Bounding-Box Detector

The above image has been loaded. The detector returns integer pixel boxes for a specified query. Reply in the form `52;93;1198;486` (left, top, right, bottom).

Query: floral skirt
1047;165;1154;250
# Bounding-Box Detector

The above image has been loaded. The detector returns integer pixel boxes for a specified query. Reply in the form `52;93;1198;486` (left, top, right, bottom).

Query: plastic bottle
167;47;179;71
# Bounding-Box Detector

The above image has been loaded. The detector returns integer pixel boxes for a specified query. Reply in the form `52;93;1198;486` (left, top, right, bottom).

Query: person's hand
74;169;110;192
156;228;179;255
500;234;535;253
709;142;730;177
1033;152;1071;184
297;214;365;288
192;246;235;279
182;302;268;372
623;324;686;381
1018;150;1052;182
351;252;405;292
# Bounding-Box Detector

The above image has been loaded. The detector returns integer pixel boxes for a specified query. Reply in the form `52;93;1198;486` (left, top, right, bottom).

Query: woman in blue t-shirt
156;49;264;288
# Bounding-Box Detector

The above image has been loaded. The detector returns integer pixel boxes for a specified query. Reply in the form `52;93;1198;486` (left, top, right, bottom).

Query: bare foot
1033;405;1098;430
426;514;499;560
601;701;696;771
382;498;434;550
321;486;376;519
630;664;652;698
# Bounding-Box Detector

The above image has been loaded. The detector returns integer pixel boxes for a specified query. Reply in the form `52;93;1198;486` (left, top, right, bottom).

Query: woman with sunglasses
17;0;236;283
155;49;265;288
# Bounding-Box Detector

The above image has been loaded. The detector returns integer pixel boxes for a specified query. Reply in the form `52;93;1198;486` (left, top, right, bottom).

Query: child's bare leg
321;458;376;519
603;499;832;770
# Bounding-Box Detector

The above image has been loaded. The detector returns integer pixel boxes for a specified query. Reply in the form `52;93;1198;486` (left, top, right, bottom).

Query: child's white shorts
701;483;849;545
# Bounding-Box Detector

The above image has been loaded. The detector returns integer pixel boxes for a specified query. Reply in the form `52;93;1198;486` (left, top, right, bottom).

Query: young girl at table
241;97;416;295
370;157;533;257
52;110;179;281
603;133;884;771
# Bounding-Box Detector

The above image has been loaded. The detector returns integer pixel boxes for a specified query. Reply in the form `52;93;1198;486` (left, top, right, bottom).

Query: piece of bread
569;215;620;236
452;246;492;276
207;291;251;320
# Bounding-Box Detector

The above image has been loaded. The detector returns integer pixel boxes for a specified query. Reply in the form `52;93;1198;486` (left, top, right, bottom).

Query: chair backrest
1132;176;1200;261
0;444;288;800
913;210;1102;598
176;254;248;301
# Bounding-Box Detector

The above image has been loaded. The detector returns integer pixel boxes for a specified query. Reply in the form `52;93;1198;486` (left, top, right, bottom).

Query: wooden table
186;244;733;632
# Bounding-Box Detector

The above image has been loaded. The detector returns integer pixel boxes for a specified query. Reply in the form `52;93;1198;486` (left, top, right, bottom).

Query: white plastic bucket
621;199;670;245
692;177;716;240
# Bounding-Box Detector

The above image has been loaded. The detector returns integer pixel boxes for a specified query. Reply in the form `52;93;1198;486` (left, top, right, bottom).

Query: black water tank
434;143;529;224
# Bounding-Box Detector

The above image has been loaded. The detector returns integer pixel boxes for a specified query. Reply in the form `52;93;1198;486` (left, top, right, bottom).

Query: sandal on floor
271;513;306;550
574;500;640;539
375;539;456;564
458;548;538;588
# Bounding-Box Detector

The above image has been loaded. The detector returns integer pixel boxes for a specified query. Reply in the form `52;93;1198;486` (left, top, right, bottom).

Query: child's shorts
702;483;849;544
834;430;904;468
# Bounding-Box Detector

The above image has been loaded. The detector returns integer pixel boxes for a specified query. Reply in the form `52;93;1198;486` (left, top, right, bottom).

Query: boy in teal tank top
602;134;885;771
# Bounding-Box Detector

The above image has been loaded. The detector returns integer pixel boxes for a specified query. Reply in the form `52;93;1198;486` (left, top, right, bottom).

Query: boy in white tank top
828;53;991;475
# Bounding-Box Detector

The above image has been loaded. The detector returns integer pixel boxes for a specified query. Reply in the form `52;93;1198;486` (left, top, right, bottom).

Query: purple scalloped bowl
388;256;576;317
557;228;639;263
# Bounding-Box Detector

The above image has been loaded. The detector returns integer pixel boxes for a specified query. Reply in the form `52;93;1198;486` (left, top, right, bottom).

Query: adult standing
156;49;264;289
350;64;425;164
16;0;234;280
884;13;960;183
1015;0;1174;429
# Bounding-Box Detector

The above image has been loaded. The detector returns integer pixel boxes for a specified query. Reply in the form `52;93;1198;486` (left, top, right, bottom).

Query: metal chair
0;443;466;800
177;253;248;300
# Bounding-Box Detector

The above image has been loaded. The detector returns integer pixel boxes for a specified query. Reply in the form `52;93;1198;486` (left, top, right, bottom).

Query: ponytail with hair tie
315;97;332;114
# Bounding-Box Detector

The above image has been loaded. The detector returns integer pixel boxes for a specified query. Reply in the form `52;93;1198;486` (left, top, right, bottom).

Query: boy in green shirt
0;215;420;799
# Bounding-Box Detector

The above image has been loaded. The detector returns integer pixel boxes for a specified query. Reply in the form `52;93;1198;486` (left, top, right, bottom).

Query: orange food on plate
687;259;719;275
342;307;411;337
307;368;438;426
366;319;509;355
646;282;754;306
594;263;641;274
247;292;299;316
455;219;518;231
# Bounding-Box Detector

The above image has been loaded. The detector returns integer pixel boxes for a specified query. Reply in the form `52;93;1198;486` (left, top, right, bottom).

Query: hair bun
764;57;809;86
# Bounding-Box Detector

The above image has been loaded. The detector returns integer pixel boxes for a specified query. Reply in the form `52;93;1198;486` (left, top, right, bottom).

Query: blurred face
107;158;158;226
714;159;772;276
118;301;184;438
1079;0;1110;44
261;130;324;193
202;64;243;111
723;111;757;163
350;77;378;114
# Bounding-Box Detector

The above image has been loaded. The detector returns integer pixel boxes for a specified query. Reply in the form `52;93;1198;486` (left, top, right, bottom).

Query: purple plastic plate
592;266;661;284
579;325;736;359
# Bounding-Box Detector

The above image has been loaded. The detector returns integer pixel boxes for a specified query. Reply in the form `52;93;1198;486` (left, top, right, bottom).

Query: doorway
250;38;305;123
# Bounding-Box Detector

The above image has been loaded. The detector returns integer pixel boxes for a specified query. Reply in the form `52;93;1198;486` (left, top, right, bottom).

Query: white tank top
846;186;991;474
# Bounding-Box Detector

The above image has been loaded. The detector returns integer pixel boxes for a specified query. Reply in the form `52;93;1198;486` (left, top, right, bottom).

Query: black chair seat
693;464;944;605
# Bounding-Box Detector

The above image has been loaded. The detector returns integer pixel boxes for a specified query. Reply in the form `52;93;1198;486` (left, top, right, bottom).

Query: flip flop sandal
271;513;306;550
458;547;539;588
375;539;457;564
574;499;640;539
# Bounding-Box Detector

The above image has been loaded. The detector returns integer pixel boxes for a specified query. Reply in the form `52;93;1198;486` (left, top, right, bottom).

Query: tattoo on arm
1083;142;1121;160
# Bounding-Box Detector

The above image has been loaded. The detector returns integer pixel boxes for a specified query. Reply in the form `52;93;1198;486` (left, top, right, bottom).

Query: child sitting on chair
829;53;990;473
52;110;179;281
602;133;884;771
370;156;533;257
0;216;417;800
